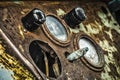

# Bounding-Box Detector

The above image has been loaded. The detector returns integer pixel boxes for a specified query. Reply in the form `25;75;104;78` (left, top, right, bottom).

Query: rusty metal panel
0;1;120;80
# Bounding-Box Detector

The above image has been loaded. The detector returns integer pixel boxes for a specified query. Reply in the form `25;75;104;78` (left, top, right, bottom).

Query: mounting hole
101;6;108;14
29;40;62;78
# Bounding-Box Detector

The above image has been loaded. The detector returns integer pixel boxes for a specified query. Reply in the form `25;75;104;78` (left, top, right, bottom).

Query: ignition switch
21;8;46;31
63;7;86;28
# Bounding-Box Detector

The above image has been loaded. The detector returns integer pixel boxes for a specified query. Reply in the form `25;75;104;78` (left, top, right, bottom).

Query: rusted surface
0;1;120;80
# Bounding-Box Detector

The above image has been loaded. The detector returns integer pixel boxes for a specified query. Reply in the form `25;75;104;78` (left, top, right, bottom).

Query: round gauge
45;16;67;41
79;38;99;66
74;34;105;71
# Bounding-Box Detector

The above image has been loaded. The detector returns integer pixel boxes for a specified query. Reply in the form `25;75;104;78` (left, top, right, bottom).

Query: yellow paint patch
18;25;25;40
99;40;117;52
56;8;66;16
85;24;100;34
79;21;102;35
0;44;34;79
101;71;114;80
104;29;113;41
97;11;120;34
19;44;24;53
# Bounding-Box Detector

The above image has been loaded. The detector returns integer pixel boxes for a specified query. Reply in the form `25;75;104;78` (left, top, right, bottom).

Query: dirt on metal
0;1;120;80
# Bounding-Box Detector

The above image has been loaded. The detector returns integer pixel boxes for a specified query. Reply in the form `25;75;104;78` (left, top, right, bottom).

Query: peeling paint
97;11;120;34
101;71;114;80
0;44;34;79
79;20;103;36
56;8;66;16
56;6;120;80
99;40;117;52
76;6;120;80
96;9;120;80
104;29;113;41
0;2;120;80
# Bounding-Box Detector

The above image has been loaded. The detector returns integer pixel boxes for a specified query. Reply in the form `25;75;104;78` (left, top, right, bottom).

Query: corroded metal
0;28;43;80
0;1;119;80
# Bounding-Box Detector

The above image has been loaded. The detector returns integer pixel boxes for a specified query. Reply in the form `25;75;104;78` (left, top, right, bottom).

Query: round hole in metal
29;40;62;78
45;16;67;41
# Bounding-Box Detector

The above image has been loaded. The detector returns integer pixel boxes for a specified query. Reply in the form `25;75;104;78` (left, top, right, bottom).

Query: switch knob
64;7;86;28
21;8;46;31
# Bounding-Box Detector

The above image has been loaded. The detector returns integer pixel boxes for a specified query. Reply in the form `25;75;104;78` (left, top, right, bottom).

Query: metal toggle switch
21;8;46;31
67;47;88;61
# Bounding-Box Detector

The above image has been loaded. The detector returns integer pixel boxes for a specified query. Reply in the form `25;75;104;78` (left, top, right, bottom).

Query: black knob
21;8;46;31
64;7;86;28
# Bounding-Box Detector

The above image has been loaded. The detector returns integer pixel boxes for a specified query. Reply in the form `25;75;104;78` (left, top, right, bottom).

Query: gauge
79;38;99;66
74;34;105;71
45;16;67;41
21;8;45;31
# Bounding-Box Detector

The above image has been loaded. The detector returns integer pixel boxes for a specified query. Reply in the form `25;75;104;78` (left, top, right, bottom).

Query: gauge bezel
42;14;71;46
74;33;105;71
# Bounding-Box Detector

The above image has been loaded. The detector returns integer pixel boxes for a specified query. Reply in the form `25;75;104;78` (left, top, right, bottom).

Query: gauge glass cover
79;38;99;65
45;16;67;41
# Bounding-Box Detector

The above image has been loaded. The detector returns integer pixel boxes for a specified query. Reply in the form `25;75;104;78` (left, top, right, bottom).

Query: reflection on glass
45;16;67;41
79;38;99;65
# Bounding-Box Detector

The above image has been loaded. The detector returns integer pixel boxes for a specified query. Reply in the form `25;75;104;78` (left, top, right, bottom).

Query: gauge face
45;16;67;41
79;38;99;66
